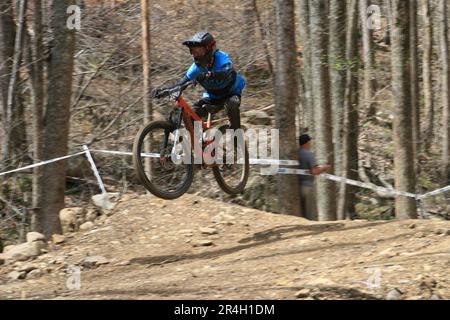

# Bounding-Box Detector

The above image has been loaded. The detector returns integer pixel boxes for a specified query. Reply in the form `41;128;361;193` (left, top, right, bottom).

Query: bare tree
29;0;45;231
409;0;419;169
273;0;301;216
329;0;347;211
298;0;313;133
359;0;377;120
439;0;450;185
0;0;16;171
141;0;152;125
240;0;257;71
422;0;434;153
338;0;359;220
390;0;417;219
309;0;336;221
1;0;27;171
38;0;76;237
253;0;274;78
141;0;152;176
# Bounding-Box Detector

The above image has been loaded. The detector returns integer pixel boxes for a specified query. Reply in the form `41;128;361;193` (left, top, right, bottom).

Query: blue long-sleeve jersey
186;50;246;100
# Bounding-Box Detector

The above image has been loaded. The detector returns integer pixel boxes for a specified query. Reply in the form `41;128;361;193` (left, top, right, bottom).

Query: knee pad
225;95;241;112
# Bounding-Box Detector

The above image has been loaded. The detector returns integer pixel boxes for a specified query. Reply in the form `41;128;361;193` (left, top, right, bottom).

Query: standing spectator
298;134;332;220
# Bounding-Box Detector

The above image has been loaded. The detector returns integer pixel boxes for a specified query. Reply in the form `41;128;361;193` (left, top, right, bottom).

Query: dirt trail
1;193;450;300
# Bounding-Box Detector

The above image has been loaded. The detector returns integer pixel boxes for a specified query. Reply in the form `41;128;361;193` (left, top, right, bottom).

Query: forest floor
1;192;450;300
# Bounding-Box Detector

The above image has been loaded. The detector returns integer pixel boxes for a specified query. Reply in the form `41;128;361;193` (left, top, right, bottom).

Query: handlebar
153;80;194;100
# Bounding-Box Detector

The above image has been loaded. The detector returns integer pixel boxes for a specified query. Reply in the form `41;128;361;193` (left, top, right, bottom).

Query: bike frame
176;96;211;130
172;95;216;163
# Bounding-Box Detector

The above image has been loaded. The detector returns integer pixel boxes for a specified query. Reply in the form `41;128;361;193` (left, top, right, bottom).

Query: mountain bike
132;81;249;200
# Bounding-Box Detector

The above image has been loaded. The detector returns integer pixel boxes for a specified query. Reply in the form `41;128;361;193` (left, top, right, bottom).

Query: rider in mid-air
152;31;246;131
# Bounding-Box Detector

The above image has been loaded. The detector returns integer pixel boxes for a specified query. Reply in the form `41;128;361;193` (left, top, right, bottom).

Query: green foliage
19;176;32;193
355;202;394;221
417;175;436;190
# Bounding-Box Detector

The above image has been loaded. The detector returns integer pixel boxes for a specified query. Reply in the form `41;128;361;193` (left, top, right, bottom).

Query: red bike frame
176;96;211;129
175;95;216;164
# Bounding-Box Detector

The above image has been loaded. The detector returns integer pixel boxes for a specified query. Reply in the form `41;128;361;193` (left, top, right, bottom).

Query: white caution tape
90;151;449;199
2;148;446;203
418;185;450;200
90;149;160;158
92;152;300;165
90;149;133;156
250;158;299;166
321;173;418;199
277;167;311;176
0;151;87;177
83;145;107;194
276;168;417;198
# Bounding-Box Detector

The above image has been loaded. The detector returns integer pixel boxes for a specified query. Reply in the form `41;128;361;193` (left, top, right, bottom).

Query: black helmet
182;31;216;67
182;31;215;48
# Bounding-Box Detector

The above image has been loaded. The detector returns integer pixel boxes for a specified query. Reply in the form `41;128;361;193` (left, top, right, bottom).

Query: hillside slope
1;193;450;300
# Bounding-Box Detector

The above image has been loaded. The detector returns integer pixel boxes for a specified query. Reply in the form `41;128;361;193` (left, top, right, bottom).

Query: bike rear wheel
212;124;249;195
132;121;193;199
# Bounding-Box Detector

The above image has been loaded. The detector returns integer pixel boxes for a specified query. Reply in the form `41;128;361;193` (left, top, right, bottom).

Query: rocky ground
1;192;450;300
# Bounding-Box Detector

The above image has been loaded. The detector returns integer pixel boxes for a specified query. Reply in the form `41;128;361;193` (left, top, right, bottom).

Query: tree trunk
0;0;16;172
38;0;76;238
338;0;359;221
298;0;313;133
390;0;417;219
273;0;301;216
10;0;28;164
309;0;336;221
409;0;419;171
141;0;152;176
141;0;152;125
329;0;347;217
439;0;450;185
253;0;274;78
385;0;393;44
383;0;391;45
422;0;434;153
30;0;45;231
240;0;257;72
2;0;27;171
359;0;377;120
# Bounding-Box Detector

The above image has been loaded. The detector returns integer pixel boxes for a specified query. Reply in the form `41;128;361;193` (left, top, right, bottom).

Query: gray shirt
298;148;317;186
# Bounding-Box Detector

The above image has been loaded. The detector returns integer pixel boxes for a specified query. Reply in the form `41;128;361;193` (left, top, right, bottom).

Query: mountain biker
152;31;246;131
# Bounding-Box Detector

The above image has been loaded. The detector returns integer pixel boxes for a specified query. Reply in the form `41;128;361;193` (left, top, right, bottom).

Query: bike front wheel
132;121;193;199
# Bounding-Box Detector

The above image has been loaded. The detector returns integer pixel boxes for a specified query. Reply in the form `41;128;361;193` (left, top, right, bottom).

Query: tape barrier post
83;145;107;194
416;198;427;219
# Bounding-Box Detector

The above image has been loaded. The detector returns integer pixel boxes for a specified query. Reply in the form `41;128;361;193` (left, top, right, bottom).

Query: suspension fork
169;107;184;160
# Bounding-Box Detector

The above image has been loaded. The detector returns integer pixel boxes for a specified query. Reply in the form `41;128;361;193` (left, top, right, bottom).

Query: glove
151;88;162;99
152;88;170;99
